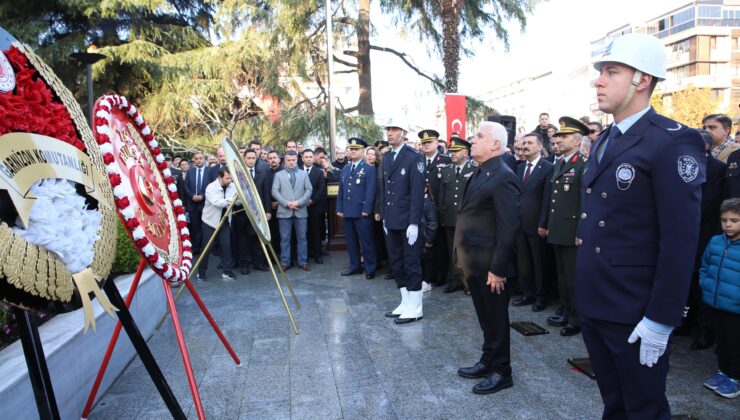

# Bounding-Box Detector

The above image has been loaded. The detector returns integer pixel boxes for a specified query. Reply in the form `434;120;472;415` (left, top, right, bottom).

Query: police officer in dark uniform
337;138;377;279
539;116;588;337
576;34;705;419
438;135;474;294
418;129;452;286
381;118;426;324
726;148;740;199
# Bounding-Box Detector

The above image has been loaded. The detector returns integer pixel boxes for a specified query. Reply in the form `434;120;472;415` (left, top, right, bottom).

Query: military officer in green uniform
538;117;589;336
439;135;474;294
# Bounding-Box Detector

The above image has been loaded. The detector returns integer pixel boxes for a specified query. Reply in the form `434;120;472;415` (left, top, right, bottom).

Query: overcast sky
364;0;690;128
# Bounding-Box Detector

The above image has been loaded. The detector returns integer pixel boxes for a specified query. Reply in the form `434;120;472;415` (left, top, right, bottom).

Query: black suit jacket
696;155;726;262
455;156;521;277
516;158;553;235
184;165;211;212
305;166;327;213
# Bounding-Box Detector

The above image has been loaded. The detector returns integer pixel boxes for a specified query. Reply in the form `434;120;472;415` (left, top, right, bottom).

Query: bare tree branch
369;45;444;89
336;70;357;74
333;55;358;68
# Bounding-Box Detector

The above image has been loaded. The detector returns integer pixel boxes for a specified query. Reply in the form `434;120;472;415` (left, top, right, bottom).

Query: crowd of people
166;33;739;417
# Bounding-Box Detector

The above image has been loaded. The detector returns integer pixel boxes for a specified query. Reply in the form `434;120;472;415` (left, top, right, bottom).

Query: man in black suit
266;150;282;256
232;148;272;273
183;152;209;254
455;121;521;395
302;149;327;264
512;133;553;312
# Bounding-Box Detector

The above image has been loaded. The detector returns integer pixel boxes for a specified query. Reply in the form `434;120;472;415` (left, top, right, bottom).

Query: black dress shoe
253;264;269;272
384;273;395;280
511;296;535;307
690;331;714;350
314;257;324;264
547;315;568;327
365;272;375;279
464;288;471;296
560;324;581;336
472;372;513;395
458;362;492;379
444;284;464;294
532;302;548;312
341;268;363;276
384;311;401;318
240;267;250;275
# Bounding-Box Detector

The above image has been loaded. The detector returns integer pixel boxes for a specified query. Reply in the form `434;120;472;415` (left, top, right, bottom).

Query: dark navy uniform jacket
381;145;425;230
336;160;376;218
423;153;452;203
575;108;706;327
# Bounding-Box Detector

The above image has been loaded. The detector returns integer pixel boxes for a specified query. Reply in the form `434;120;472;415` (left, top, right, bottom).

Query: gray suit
271;168;313;265
272;168;313;218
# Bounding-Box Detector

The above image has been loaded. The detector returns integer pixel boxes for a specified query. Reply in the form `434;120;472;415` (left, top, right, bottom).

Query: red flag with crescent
445;93;466;144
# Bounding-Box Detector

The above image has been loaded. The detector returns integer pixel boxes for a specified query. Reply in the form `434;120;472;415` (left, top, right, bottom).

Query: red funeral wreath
93;94;192;282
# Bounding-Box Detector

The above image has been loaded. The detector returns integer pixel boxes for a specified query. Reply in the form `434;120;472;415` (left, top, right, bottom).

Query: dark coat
539;152;586;246
438;160;475;227
337;160;376;218
423;153;452;203
575;109;706;327
455;156;521;277
516;158;553;235
183;164;213;213
724;148;740;199
305;166;327;214
380;145;425;230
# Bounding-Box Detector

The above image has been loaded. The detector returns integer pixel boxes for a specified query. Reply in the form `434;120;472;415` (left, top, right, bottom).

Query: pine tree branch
369;45;443;89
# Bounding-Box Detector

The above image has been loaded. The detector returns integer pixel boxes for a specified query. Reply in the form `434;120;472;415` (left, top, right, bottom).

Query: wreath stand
81;212;242;420
16;281;187;420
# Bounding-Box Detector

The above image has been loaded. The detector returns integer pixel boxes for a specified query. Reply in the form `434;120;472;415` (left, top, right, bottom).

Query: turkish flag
445;94;466;144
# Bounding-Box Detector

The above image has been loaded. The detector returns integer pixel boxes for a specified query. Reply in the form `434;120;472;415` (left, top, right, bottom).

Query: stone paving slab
90;252;738;419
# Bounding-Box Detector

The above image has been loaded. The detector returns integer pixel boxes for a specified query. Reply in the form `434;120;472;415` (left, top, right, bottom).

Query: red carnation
151;147;161;155
103;153;115;165
144;133;154;141
169;191;179;201
117;196;130;208
177;221;187;229
109;173;121;187
147;254;158;263
174;206;184;215
135;238;148;248
158;161;168;170
126;218;140;229
164;176;174;184
182;234;190;241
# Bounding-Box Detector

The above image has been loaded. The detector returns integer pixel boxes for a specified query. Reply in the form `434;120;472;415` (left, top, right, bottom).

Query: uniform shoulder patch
417;161;424;173
677;155;699;183
649;112;684;135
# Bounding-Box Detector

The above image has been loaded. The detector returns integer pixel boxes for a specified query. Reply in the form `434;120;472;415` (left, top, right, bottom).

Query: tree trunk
441;0;461;93
356;0;373;115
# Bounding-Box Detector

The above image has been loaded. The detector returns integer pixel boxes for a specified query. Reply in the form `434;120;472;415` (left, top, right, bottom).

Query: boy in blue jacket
699;197;740;398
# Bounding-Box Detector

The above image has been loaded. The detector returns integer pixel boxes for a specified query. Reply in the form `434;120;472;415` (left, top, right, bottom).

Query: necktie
597;126;622;163
427;158;431;168
350;163;355;173
456;166;461;177
391;151;396;162
196;167;202;195
250;168;255;179
523;162;532;184
289;170;296;188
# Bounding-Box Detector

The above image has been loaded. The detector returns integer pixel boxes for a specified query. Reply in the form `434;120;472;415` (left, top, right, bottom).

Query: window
671;39;691;53
699;5;721;18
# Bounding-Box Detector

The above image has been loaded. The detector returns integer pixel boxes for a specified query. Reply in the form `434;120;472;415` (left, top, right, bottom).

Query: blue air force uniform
337;142;377;275
381;144;426;291
575;108;705;419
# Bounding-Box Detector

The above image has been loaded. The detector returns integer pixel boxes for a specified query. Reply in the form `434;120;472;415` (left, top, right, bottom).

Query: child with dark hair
700;197;740;398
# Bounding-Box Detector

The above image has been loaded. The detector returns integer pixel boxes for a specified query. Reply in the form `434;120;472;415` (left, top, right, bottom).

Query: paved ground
90;252;738;419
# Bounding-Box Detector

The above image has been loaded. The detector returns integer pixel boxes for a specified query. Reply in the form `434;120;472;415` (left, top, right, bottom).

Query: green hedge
111;217;141;275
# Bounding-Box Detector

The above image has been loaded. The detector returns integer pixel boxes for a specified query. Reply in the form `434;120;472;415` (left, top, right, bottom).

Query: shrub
111;217;141;275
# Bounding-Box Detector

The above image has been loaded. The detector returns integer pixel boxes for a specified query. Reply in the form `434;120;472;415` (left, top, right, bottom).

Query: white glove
627;319;671;367
406;224;418;246
383;220;388;235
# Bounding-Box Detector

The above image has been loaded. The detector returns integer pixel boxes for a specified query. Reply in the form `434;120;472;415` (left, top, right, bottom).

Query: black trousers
199;222;234;274
517;232;548;303
232;211;266;268
188;210;204;254
471;283;511;373
269;211;280;257
431;229;449;285
384;229;423;291
444;227;465;289
553;244;579;325
306;207;324;259
713;308;740;379
373;219;388;264
581;316;670;420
